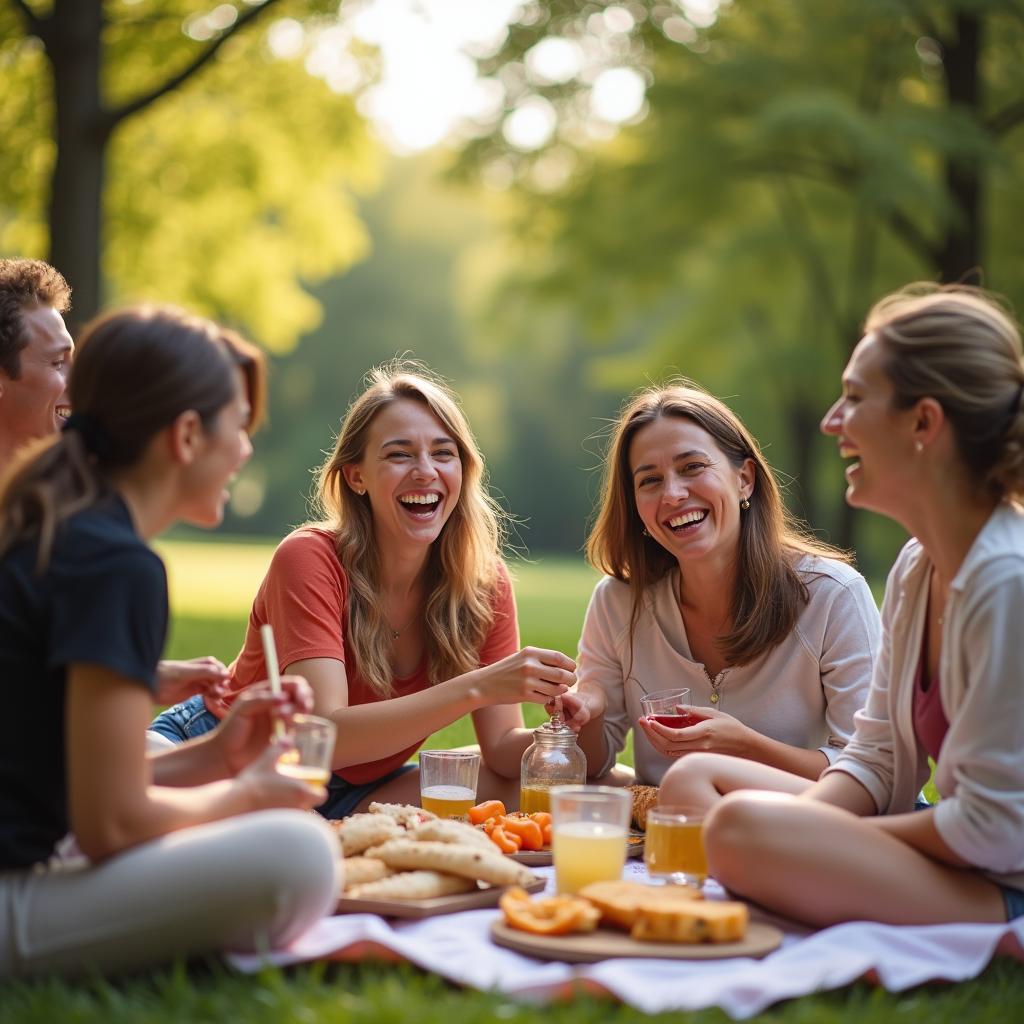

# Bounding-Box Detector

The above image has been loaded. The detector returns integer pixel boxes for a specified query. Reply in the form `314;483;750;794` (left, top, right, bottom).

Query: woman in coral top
150;362;575;815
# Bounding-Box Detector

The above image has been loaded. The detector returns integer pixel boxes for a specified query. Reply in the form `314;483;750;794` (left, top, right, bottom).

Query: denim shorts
319;763;417;819
1001;885;1024;922
148;694;220;743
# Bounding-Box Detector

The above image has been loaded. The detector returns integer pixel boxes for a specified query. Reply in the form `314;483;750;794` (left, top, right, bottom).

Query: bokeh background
5;1;1023;662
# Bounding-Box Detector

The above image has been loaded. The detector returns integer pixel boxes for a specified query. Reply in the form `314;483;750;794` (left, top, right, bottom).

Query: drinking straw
260;623;287;740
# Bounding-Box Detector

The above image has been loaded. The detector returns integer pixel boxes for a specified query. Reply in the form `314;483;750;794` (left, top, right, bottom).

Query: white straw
260;623;287;740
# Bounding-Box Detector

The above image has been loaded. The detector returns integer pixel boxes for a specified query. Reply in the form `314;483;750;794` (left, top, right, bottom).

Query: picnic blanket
227;860;1024;1018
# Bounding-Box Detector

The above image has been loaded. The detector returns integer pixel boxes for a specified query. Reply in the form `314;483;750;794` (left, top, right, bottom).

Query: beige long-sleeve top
578;556;881;785
826;502;1024;891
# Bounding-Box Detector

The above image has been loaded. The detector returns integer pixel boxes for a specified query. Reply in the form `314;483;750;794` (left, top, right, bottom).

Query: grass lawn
3;539;1019;1020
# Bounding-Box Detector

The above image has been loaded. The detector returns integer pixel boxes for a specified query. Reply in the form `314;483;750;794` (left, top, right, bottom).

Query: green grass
2;952;1021;1023
12;538;1012;1020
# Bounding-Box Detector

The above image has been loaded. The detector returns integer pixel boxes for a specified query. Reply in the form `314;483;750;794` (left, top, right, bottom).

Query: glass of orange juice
551;785;631;895
276;713;336;786
644;804;707;887
419;750;481;820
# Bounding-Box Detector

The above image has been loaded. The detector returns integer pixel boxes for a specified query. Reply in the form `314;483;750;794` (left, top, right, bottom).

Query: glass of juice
639;688;705;728
418;750;481;820
644;804;707;887
551;785;631;895
276;713;336;786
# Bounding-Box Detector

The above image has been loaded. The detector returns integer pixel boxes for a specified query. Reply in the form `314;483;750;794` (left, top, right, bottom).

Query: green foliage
454;0;1024;564
0;0;379;349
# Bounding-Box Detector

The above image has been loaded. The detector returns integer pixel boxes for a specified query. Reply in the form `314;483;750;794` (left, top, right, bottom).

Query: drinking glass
644;804;707;887
276;713;336;786
551;785;631;895
640;687;704;727
419;750;481;820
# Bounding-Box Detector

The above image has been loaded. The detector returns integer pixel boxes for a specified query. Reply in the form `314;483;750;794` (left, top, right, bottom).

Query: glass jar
519;720;587;814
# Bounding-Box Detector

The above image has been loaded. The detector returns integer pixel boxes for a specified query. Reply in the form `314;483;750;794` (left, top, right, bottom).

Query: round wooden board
490;919;782;963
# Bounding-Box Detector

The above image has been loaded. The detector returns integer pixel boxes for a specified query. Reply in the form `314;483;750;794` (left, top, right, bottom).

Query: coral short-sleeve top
205;527;519;783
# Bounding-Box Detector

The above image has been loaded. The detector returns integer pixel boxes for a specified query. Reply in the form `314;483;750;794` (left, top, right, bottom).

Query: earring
914;441;924;453
740;497;751;511
642;527;650;537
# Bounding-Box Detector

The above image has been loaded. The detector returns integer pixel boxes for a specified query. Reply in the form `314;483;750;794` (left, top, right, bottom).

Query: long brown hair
587;380;849;667
311;361;506;697
0;305;266;568
866;284;1024;501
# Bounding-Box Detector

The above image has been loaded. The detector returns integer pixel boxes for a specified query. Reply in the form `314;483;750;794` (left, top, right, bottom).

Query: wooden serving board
336;874;545;919
511;832;646;867
490;920;783;962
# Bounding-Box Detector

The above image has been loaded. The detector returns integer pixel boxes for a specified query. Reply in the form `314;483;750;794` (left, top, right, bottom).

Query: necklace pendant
710;693;720;704
392;629;400;640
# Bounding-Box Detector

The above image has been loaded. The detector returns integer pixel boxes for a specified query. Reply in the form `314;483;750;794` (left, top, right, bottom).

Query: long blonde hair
311;361;506;696
587;380;849;667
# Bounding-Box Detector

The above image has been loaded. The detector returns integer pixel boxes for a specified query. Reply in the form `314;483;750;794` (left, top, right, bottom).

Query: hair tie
62;412;114;460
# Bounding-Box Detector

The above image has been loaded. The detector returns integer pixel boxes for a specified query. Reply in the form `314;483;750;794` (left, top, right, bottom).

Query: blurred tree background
2;0;1023;577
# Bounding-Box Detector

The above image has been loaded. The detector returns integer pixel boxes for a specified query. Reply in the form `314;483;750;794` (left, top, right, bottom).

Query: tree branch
106;0;285;130
739;155;942;267
988;99;1024;137
9;0;44;37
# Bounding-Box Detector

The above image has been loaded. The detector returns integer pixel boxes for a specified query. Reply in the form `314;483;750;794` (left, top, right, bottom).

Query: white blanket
227;863;1024;1018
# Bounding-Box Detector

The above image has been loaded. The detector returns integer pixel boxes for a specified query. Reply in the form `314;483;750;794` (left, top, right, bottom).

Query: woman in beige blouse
559;380;880;800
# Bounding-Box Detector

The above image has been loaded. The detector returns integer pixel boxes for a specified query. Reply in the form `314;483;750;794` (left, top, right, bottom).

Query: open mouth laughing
665;509;708;533
398;491;442;519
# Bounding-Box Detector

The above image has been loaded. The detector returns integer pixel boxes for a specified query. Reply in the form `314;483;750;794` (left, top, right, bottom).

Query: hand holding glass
644;804;707;887
640;687;704;728
551;785;631;895
276;713;336;786
419;750;481;820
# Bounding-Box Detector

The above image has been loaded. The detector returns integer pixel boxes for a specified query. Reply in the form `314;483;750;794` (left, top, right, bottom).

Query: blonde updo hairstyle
865;284;1024;501
312;361;505;697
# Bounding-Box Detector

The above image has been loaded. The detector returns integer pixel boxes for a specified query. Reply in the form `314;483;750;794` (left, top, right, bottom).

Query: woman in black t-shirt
0;305;339;978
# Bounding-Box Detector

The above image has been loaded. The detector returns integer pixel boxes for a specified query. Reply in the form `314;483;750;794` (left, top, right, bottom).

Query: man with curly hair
0;258;74;471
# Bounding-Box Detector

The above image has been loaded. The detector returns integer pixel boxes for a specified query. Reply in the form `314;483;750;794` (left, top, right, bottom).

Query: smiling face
0;304;74;450
343;398;463;552
629;414;754;571
821;332;917;518
178;368;254;528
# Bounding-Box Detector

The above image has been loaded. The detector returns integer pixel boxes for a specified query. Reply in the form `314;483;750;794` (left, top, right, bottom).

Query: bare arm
67;665;324;861
288;647;574;771
800;768;879;815
471;703;532;779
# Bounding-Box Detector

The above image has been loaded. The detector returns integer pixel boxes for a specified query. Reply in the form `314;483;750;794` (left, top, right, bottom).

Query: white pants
0;809;341;978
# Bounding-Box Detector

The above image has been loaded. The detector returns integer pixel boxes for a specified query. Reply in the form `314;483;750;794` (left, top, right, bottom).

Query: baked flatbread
346;870;476;901
370;838;535;887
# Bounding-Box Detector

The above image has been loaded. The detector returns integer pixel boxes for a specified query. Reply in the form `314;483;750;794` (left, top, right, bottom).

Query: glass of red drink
639;688;704;727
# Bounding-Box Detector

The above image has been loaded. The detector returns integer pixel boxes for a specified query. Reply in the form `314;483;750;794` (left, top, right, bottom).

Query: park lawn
157;540;624;757
8;538;1014;1020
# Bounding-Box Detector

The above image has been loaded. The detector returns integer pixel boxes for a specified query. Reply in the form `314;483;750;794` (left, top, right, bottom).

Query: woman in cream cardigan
704;284;1024;925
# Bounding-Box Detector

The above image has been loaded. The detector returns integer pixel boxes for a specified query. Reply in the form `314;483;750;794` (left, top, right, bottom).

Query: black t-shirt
0;493;167;868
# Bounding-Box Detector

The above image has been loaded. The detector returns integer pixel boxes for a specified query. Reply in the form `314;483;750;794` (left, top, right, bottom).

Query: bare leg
660;753;811;814
705;792;1006;926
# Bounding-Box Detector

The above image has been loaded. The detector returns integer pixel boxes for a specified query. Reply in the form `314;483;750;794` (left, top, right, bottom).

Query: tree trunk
938;12;982;284
786;399;820;529
44;0;107;330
